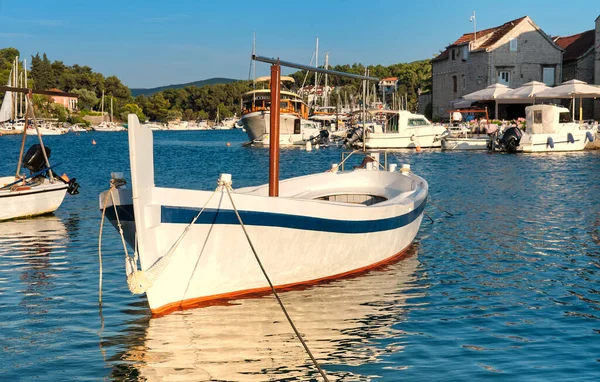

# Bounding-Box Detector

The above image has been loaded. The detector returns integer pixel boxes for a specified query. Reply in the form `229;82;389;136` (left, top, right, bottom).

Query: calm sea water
0;130;599;381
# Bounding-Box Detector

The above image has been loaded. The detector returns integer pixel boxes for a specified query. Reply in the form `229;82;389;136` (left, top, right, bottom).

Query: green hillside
131;77;238;97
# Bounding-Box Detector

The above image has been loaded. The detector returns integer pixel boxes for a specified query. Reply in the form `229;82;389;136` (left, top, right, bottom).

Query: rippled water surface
0;131;599;381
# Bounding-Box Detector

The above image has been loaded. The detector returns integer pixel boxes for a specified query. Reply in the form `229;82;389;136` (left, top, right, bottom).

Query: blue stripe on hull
105;198;427;234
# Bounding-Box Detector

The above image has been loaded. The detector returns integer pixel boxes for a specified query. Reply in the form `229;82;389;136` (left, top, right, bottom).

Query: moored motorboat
1;144;79;221
239;76;317;146
0;89;80;221
493;105;596;153
346;109;447;149
441;136;490;150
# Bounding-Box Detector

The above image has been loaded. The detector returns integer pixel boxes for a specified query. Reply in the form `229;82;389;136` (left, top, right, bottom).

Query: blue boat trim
105;198;427;234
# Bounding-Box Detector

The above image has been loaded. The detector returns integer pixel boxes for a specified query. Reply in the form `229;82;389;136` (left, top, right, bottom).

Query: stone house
596;15;600;119
431;16;563;120
555;30;596;119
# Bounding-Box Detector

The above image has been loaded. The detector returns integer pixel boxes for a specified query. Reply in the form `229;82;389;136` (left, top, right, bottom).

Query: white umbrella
463;83;512;118
497;81;550;100
463;83;512;100
535;79;600;120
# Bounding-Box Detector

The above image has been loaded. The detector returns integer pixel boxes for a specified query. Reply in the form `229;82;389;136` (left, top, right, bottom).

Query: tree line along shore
0;47;432;125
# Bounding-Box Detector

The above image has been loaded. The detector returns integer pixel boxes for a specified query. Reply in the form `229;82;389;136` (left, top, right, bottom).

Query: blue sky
0;0;597;88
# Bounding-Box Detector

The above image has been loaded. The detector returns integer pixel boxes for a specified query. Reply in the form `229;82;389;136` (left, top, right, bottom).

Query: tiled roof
555;30;595;61
380;77;398;81
433;16;528;61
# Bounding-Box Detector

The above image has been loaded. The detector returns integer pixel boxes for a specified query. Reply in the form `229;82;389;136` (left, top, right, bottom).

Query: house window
509;38;518;51
462;46;469;60
497;70;510;86
542;66;555;86
452;76;457;92
451;49;456;60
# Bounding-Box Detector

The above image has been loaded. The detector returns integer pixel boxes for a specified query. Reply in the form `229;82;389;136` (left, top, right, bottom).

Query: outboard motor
344;126;364;148
317;129;330;144
23;144;51;174
499;127;522;154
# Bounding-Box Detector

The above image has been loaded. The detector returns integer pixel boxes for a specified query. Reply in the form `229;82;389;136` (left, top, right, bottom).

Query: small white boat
1;144;79;221
347;110;447;149
100;114;428;316
25;125;64;135
516;105;595;153
441;136;490;151
68;124;88;133
93;121;126;132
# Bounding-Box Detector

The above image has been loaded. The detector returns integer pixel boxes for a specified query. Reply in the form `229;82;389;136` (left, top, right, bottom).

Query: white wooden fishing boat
100;113;428;316
518;105;595;153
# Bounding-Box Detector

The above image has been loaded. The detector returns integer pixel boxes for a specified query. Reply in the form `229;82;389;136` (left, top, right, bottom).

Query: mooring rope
223;182;329;382
98;184;115;304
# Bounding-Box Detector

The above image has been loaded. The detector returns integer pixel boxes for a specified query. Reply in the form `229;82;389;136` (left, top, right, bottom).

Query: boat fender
567;133;574;144
546;137;554;149
585;131;594;143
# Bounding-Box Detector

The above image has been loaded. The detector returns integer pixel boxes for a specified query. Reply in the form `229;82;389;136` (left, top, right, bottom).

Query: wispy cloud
0;17;63;27
0;32;33;38
143;17;178;23
33;19;63;27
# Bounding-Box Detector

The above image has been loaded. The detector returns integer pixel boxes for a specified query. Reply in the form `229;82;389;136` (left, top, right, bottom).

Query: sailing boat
0;88;80;221
93;91;125;132
99;57;428;316
0;56;26;132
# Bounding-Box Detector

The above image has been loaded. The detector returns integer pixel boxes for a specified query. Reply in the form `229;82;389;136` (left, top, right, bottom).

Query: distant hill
131;77;239;97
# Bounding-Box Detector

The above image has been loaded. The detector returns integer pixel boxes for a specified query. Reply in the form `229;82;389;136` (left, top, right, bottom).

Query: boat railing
339;150;389;172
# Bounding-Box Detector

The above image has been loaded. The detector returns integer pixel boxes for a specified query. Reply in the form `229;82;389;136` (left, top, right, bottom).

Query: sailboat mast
314;37;318;108
101;90;105;122
110;96;113;122
324;52;329;108
12;56;17;121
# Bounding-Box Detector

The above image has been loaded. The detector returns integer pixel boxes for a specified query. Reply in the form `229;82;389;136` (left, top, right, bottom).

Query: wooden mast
268;61;281;197
251;55;378;198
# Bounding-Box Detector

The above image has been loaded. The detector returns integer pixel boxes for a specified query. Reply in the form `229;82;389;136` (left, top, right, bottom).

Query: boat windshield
559;112;572;123
407;118;429;126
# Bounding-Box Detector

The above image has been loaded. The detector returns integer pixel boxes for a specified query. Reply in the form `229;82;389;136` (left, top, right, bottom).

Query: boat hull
364;126;447;149
240;111;313;145
0;177;68;221
441;137;489;151
519;130;593;152
103;180;426;315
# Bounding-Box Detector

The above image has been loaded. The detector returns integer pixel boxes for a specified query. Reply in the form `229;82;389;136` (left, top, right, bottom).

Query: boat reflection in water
0;215;68;256
118;247;422;381
0;216;68;314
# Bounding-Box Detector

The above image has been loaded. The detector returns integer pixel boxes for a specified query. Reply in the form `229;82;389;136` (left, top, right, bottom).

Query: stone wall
432;48;489;120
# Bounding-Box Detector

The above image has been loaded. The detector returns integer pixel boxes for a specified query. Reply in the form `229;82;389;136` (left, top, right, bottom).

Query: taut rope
222;180;329;382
